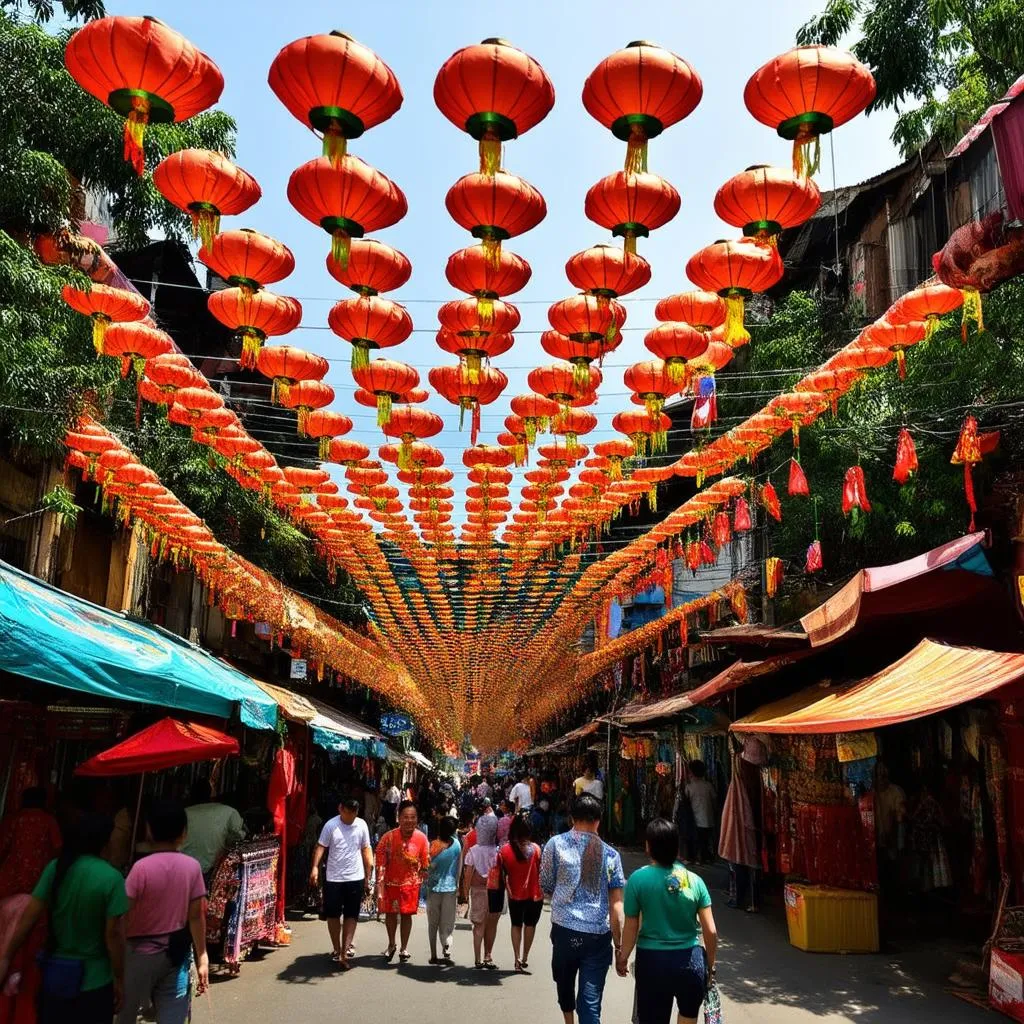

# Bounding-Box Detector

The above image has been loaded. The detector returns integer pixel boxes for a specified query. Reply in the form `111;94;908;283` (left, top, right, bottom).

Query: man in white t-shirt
383;783;402;827
310;797;373;968
510;771;534;812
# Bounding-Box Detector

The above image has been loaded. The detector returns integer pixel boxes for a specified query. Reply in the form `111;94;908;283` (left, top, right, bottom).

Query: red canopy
75;718;239;777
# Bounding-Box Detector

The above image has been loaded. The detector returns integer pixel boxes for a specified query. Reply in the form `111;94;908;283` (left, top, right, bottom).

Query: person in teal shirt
617;818;718;1024
425;816;462;965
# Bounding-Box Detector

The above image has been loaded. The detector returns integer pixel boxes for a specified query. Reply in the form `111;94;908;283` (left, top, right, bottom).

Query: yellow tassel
793;127;822;178
481;235;501;269
350;343;370;371
623;233;638;256
572;360;592;388
296;408;310;434
647;486;657;512
239;329;263;370
318;436;330;460
331;230;351;269
375;393;392;428
398;439;413;471
92;315;109;355
479;131;502;175
644;395;664;419
961;286;983;341
477;295;495;323
524;419;538;446
610;457;623;481
666;359;688;386
514;442;527;467
632;434;646;458
896;348;907;379
124;95;149;175
624;122;648;175
464;352;482;384
652;429;667;454
322;122;347;166
925;315;939;341
724;294;749;347
565;433;579;455
191;209;220;252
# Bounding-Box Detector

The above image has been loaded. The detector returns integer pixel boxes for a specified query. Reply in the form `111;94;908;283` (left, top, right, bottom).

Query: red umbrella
75;718;239;776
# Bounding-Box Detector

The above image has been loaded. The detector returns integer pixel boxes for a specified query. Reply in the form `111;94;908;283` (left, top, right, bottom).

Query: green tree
797;0;1024;155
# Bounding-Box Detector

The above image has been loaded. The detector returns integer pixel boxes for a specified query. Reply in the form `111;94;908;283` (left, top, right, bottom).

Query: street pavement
194;860;994;1023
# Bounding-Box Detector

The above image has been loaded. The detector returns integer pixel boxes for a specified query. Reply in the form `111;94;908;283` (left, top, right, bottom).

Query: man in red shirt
375;801;429;962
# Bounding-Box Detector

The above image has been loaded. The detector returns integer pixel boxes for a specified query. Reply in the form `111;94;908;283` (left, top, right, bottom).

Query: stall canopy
526;720;602;756
407;750;433;770
731;639;1024;735
76;718;239;776
0;561;277;730
251;679;316;723
307;696;387;759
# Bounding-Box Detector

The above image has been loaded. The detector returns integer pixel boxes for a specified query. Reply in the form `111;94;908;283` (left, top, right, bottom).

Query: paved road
194;864;993;1023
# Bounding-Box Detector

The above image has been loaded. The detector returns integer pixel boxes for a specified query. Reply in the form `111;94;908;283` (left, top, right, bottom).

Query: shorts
321;880;364;921
508;898;543;928
634;946;708;1023
487;884;506;915
469;887;489;925
381;883;420;916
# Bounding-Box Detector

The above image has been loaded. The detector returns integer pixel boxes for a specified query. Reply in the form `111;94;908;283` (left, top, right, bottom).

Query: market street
195;859;993;1024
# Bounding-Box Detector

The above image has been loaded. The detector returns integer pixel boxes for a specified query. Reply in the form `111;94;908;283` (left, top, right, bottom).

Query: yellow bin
784;884;879;953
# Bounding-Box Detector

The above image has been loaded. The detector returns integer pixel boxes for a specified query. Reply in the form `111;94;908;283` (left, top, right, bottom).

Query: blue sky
108;0;899;527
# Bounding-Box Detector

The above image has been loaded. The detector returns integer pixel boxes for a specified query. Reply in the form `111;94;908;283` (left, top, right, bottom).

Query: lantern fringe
523;418;538;446
666;359;688;386
124;96;149;175
572;361;593;388
631;434;646;458
792;126;821;178
475;294;496;324
652;429;667;454
646;486;657;512
239;328;264;371
513;442;527;467
331;230;352;270
961;286;984;342
190;209;221;252
925;314;940;341
375;392;393;427
350;342;371;372
479;131;502;176
624;123;649;175
895;348;907;379
271;378;290;405
723;295;750;347
92;316;109;355
644;395;664;420
609;458;623;481
471;400;481;446
481;235;502;269
322;122;347;165
318;435;331;460
792;420;801;449
463;352;482;384
623;233;638;256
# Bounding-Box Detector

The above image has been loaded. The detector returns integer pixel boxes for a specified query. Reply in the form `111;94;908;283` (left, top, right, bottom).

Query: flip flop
515;959;524;973
383;946;397;962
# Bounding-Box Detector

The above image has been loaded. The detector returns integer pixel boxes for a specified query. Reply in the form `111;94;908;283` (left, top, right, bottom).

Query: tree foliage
797;0;1024;154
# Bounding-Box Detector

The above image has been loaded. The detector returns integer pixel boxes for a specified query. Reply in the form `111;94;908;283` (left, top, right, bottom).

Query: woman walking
616;818;718;1024
498;812;543;973
461;811;499;969
425;817;461;966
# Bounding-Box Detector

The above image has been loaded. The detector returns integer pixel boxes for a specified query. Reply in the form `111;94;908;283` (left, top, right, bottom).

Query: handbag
35;952;84;1000
486;859;503;891
702;977;723;1024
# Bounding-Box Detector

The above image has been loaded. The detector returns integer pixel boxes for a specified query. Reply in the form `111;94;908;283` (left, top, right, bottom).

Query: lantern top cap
743;164;769;172
481;37;514;46
329;30;356;40
626;40;660;48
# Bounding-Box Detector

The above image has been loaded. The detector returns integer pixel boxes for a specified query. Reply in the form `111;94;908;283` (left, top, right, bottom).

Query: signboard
254;622;272;639
463;759;480;777
380;712;413;736
289;658;307;680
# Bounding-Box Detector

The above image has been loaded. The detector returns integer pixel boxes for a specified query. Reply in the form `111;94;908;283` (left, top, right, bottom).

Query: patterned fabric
540;830;625;935
0;810;61;900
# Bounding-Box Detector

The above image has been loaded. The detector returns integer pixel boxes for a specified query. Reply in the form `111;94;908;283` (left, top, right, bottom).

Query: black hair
646;817;679;868
147;800;187;844
583;752;599;776
459;809;474;827
20;786;45;810
571;793;602;823
340;797;360;812
190;778;212;803
47;811;113;949
509;811;533;860
397;799;417;818
688;760;707;779
438;816;457;842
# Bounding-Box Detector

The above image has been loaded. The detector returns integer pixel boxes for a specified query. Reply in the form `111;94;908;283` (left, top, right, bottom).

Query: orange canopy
730;639;1024;735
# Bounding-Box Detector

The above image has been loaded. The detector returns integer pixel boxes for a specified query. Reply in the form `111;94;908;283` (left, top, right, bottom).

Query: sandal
475;961;485;970
383;945;397;962
521;960;529;971
399;950;411;962
483;959;498;970
515;958;524;973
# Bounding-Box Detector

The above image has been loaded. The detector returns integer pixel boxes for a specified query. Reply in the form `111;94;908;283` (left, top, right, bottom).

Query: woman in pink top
498;813;544;973
118;802;207;1024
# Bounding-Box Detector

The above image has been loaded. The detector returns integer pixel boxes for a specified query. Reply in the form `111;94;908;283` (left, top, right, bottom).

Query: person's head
583;753;599;779
438;816;457;843
509;811;533;858
688;760;707;780
477;797;492;816
499;798;512;815
190;778;212;804
570;793;602;831
146;800;188;847
645;817;679;868
397;800;418;835
52;810;114;904
459;809;474;828
476;809;498;847
519;769;529;782
339;797;360;825
20;786;46;810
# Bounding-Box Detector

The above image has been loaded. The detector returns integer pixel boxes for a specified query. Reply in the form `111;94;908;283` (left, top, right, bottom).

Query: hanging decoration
713;165;821;245
761;480;782;521
199;229;295;294
788;458;810;497
61;283;151;354
208;288;302;369
446;244;531;321
329;295;413;370
841;465;871;518
429;364;507;444
893;428;918;485
951;415;983;530
584;170;680;254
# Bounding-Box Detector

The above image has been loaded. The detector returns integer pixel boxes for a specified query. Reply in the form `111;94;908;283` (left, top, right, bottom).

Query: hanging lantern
64;16;224;174
788;458;810;497
327;438;371;467
540;331;622;389
744;45;876;177
498;423;529;467
565;244;651;311
436;330;513;383
583;41;702;174
612;408;671;456
770;391;828;448
328;295;413;370
171;386;224;428
191;406;239;445
713;165;821;245
303;410;353;460
951;415;983;530
623;359;683;418
761;479;782;521
509;394;560;446
101;322;174;377
806;539;824;573
208;288;302;369
255;345;329;404
549;294;627;351
841;465;871;518
888;283;964;339
584;171;680;254
287;155;407;268
143;353;202;406
434;38;554;174
381;406;444;469
327;238;411;299
643;323;709;385
279;379;334;435
445;172;546;267
827;342;893;374
860;319;928;379
654;290;726;332
593;439;635;480
551;407;598;455
893;427;918;485
446;244;531;322
269;32;402;162
796;367;862;416
528;363;602;414
61;282;150;354
199;229;295;293
153;150;261;249
428;364;507;444
352;358;419;426
686;238;784;347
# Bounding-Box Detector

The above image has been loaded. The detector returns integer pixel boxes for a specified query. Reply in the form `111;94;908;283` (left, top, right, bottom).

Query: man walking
309;797;373;969
540;794;625;1024
376;801;429;962
510;770;534;813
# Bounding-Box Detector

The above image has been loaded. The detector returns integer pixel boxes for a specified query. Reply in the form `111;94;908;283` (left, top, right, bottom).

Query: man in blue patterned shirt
540;793;625;1024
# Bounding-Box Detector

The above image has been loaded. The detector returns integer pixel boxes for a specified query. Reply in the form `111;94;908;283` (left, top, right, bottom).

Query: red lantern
445;172;546;267
612;408;671;456
153;150;261;249
761;480;782;522
643;323;708;385
623;360;683;418
328;295;412;370
382;406;444;469
860;319;928;379
199;229;295;292
327;438;371;466
842;465;871;517
434;38;555;173
446;244;531;322
551;407;597;455
528;363;602;413
655;290;726;331
64;16;224;173
326;238;411;297
280;380;335;435
893;427;918;485
172;386;223;427
540;331;622;389
287;155;407;268
429;364;507;444
269;32;402;162
143;353;202;405
509;394;559;445
585;171;680;254
304;409;353;460
888;283;964;338
593;439;634;480
548;294;626;348
788;458;810;497
61;282;150;354
565;244;651;302
583;41;702;173
101;322;174;377
435;330;513;382
208;288;302;369
713;165;821;245
686;238;783;346
255;345;329;404
352;358;419;426
744;46;876;177
437;297;521;338
797;367;862;416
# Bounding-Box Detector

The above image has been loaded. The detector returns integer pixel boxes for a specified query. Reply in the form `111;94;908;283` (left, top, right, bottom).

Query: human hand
196;953;210;994
615;954;629;978
308;866;319;887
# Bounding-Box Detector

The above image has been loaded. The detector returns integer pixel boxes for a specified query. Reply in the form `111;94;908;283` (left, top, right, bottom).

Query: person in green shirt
616;818;718;1024
0;811;128;1024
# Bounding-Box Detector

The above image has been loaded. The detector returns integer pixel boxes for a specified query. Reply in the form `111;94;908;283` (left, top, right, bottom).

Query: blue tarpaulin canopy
0;561;276;730
307;696;386;758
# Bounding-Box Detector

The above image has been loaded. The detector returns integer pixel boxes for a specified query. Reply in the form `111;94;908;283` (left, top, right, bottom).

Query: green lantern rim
457;329;490;339
777;111;834;141
309;105;365;138
474;289;500;300
352;338;380;349
612;222;651;240
743;219;782;238
188;201;221;216
466;111;518;142
320;216;366;238
107;88;174;123
587;287;619;299
228;275;262;292
610;113;664;143
471;225;511;242
721;287;753;300
567;331;605;344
